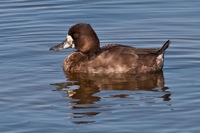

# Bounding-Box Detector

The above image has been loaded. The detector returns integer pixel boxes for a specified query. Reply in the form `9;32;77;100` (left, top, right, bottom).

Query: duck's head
50;23;100;54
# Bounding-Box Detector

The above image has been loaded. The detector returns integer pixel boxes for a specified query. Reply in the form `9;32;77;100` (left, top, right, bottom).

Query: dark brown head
50;23;100;53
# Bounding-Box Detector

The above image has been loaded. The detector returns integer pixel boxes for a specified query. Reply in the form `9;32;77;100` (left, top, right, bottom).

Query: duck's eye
73;33;79;38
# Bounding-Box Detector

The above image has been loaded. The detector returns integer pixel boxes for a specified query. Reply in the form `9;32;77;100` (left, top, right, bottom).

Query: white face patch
63;35;75;49
67;34;73;45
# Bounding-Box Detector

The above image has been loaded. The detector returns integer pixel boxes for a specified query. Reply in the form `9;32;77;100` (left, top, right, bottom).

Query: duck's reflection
51;71;171;124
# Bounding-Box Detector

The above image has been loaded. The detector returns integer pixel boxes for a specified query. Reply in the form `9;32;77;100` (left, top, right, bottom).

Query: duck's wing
100;39;170;56
134;40;171;55
134;48;159;55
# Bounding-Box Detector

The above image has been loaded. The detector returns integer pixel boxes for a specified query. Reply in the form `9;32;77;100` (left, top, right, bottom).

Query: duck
50;23;170;74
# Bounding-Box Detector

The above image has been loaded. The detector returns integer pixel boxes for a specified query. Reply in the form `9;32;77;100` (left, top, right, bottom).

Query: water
1;0;200;132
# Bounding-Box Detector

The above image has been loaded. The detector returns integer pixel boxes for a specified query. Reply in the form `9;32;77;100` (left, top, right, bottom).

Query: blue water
1;0;200;132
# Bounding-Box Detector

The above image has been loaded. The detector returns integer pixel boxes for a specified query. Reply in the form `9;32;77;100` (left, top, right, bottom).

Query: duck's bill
49;35;74;51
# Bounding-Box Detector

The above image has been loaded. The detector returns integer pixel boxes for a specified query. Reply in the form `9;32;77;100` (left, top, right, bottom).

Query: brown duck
50;23;170;74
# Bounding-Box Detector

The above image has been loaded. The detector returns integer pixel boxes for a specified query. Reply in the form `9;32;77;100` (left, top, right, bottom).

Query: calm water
1;0;200;132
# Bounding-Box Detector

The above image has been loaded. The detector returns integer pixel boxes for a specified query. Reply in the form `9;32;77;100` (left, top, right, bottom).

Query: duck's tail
156;40;171;55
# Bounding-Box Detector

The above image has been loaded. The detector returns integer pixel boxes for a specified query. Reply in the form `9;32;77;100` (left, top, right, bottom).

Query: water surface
1;0;200;132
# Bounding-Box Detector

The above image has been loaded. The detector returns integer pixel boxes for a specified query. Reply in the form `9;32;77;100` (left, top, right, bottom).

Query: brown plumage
50;23;170;74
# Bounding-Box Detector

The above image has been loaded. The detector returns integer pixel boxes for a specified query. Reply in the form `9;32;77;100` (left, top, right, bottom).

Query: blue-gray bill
49;38;71;51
